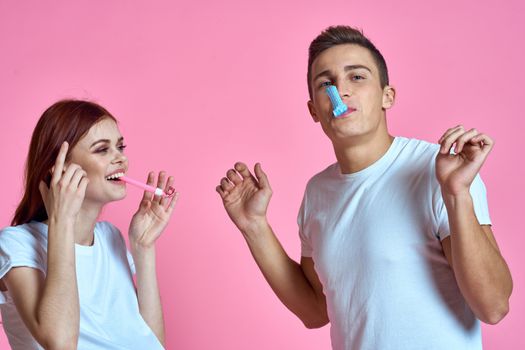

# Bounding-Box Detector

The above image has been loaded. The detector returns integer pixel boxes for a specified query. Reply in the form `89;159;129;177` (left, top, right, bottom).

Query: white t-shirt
298;137;491;350
0;221;164;350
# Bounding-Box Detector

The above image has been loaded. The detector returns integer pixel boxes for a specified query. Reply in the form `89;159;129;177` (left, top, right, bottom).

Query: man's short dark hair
307;25;389;99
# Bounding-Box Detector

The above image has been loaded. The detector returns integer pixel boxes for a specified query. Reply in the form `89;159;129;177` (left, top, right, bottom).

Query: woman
0;100;177;349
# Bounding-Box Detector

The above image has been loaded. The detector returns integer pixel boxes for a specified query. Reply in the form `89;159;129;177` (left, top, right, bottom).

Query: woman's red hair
11;99;116;226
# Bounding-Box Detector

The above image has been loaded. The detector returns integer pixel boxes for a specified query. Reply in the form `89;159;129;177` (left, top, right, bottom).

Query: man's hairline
308;43;386;98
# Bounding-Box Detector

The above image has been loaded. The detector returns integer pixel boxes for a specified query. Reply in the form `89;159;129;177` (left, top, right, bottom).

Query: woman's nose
112;150;127;164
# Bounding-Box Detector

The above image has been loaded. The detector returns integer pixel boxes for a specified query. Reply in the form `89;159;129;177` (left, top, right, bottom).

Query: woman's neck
44;202;102;246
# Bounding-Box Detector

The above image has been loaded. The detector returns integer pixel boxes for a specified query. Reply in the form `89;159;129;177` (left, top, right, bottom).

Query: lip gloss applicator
325;85;348;118
119;175;177;197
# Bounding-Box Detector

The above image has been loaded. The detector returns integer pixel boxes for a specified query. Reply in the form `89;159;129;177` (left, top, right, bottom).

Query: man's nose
335;82;352;98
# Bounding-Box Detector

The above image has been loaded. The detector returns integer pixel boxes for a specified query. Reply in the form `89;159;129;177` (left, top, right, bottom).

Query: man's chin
331;126;365;139
329;129;369;146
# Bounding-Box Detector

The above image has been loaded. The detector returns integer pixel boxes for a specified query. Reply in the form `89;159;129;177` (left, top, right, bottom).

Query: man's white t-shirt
0;221;164;350
298;137;491;350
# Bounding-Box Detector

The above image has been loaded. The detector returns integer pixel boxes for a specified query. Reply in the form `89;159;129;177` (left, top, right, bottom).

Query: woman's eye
95;148;108;153
118;145;127;152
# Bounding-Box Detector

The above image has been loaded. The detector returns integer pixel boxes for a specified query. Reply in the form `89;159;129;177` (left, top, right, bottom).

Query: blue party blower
325;85;348;117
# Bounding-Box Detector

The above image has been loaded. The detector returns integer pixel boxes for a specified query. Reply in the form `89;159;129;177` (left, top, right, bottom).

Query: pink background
1;0;523;348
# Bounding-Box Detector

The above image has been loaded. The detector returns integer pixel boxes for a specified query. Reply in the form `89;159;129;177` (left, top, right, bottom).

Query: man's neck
333;132;394;174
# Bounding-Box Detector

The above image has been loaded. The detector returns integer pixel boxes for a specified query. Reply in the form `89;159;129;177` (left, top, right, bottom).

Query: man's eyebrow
90;137;124;148
344;64;372;73
313;65;372;81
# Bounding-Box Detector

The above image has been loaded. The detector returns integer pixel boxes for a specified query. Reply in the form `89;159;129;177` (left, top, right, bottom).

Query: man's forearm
241;219;328;328
444;191;512;324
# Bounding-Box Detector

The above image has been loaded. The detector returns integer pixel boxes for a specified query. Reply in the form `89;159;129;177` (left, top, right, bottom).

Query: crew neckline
30;220;98;255
335;137;404;180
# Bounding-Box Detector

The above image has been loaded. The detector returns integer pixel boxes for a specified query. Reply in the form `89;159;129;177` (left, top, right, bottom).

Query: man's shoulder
303;138;440;190
393;136;441;168
305;163;339;188
396;136;439;155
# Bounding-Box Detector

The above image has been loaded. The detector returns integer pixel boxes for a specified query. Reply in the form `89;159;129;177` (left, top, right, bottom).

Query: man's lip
336;107;357;118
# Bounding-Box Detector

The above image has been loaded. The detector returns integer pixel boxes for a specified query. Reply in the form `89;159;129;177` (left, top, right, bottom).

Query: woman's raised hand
39;142;89;223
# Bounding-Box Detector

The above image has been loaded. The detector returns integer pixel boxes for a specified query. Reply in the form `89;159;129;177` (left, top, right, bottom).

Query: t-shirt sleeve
0;226;47;304
436;174;492;241
298;192;313;257
0;226;47;279
126;250;136;275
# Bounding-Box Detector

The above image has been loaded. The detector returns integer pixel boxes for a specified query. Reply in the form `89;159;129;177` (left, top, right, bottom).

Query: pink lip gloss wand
119;175;177;197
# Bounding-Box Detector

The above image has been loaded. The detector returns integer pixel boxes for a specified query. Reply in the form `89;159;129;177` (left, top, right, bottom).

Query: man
216;26;512;349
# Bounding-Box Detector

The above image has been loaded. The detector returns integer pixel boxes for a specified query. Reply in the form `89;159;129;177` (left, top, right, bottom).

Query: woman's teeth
105;172;125;181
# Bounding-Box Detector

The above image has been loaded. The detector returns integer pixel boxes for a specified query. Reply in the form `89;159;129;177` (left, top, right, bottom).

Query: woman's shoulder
0;222;48;277
95;221;118;233
95;221;126;238
0;221;48;245
95;221;126;246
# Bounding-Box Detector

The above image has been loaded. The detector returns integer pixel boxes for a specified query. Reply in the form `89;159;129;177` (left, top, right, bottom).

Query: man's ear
307;100;320;123
382;85;396;109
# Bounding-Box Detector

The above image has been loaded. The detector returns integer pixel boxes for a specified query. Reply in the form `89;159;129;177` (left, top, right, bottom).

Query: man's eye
352;75;365;81
320;81;332;88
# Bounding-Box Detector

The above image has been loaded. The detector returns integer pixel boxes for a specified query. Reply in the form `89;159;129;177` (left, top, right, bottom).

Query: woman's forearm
132;245;165;345
38;218;80;349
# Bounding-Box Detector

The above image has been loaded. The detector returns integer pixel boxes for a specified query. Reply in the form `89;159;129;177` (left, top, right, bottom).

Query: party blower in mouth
325;85;348;118
108;173;177;197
